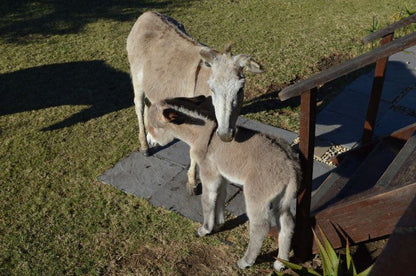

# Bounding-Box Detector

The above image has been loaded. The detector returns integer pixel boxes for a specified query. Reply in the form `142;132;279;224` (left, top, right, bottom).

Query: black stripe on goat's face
145;100;207;147
162;108;205;126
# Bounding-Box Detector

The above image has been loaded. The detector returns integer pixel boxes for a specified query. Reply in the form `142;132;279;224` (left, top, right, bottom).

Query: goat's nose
217;129;235;142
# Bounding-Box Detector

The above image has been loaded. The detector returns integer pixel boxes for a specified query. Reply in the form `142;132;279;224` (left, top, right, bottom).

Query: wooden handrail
279;31;416;101
363;13;416;44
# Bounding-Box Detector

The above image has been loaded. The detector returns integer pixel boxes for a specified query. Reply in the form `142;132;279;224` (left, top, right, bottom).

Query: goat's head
200;44;264;142
145;96;208;146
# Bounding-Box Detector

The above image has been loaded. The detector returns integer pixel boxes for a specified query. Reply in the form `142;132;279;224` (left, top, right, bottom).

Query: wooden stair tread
311;134;416;251
311;137;403;213
312;182;416;251
311;149;369;213
377;134;416;189
334;137;403;200
369;193;416;276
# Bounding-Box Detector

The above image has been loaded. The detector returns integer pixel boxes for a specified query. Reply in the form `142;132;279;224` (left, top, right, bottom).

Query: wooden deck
311;129;416;251
277;13;416;259
369;194;416;276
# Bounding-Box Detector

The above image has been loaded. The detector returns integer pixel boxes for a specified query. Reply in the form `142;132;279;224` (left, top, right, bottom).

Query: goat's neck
194;64;212;94
171;120;215;151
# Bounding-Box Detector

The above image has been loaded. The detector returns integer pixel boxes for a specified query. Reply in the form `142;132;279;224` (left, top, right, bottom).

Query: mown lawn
1;0;414;275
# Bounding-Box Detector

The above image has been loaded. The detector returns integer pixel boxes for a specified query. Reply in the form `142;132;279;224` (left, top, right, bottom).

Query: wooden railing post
294;87;317;261
362;33;394;143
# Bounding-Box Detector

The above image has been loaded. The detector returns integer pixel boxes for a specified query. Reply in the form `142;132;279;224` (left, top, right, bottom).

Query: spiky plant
276;227;373;276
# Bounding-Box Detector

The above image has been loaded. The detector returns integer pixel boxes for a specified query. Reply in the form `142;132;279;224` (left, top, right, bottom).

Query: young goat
145;96;300;271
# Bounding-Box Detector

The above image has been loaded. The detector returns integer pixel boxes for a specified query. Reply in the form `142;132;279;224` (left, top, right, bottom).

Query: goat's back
127;12;211;101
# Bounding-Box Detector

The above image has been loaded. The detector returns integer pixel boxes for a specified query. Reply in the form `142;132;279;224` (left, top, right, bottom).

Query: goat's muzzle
217;129;235;142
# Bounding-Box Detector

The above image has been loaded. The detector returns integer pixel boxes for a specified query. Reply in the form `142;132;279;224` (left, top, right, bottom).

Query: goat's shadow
0;60;133;130
241;90;300;116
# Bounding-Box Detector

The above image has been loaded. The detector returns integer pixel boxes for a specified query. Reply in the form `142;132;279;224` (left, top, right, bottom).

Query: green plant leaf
334;255;342;276
276;258;322;276
318;226;338;270
356;264;373;276
345;240;357;275
313;229;334;276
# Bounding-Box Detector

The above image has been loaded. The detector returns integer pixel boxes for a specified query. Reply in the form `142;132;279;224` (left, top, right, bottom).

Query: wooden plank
313;183;416;251
293;88;317;260
279;32;416;101
362;33;394;143
377;135;416;189
332;137;403;203
314;137;403;214
390;122;416;141
329;139;378;166
389;136;416;188
369;195;416;276
311;151;368;213
363;13;416;44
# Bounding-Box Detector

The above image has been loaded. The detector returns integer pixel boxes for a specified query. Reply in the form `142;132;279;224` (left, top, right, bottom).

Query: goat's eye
211;88;216;94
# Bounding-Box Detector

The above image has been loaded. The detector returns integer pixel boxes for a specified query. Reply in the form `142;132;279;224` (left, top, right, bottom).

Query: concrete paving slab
314;137;333;158
374;110;416;137
98;152;184;199
153;139;190;168
325;89;390;120
312;160;334;192
150;177;242;223
237;117;298;143
388;47;416;74
315;109;364;149
226;190;246;218
150;170;204;223
396;89;416;110
384;62;416;87
346;74;411;103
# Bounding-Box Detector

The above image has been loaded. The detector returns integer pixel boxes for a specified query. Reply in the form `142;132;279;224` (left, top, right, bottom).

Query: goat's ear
162;108;186;125
200;48;218;67
234;54;265;74
188;95;207;105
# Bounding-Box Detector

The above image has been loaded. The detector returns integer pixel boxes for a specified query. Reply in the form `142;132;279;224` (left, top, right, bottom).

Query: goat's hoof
197;226;210;237
273;260;286;271
141;149;151;157
237;258;252;269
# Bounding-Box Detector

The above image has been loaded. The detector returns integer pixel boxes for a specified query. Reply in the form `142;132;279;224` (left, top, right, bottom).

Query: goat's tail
280;176;298;212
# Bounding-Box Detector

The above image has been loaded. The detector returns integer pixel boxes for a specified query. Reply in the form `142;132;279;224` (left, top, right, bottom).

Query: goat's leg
237;199;270;269
274;210;294;271
144;105;158;149
132;70;149;156
186;156;197;196
213;179;227;231
197;171;222;237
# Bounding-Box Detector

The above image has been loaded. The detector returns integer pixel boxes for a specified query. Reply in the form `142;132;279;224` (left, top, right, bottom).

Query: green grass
1;0;415;275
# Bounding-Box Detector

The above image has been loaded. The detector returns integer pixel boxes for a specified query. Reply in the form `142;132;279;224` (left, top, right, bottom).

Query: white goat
145;96;300;271
126;11;264;195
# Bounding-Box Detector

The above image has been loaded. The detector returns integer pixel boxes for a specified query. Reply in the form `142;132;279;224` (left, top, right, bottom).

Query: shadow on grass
0;0;197;43
241;84;300;116
0;60;133;130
